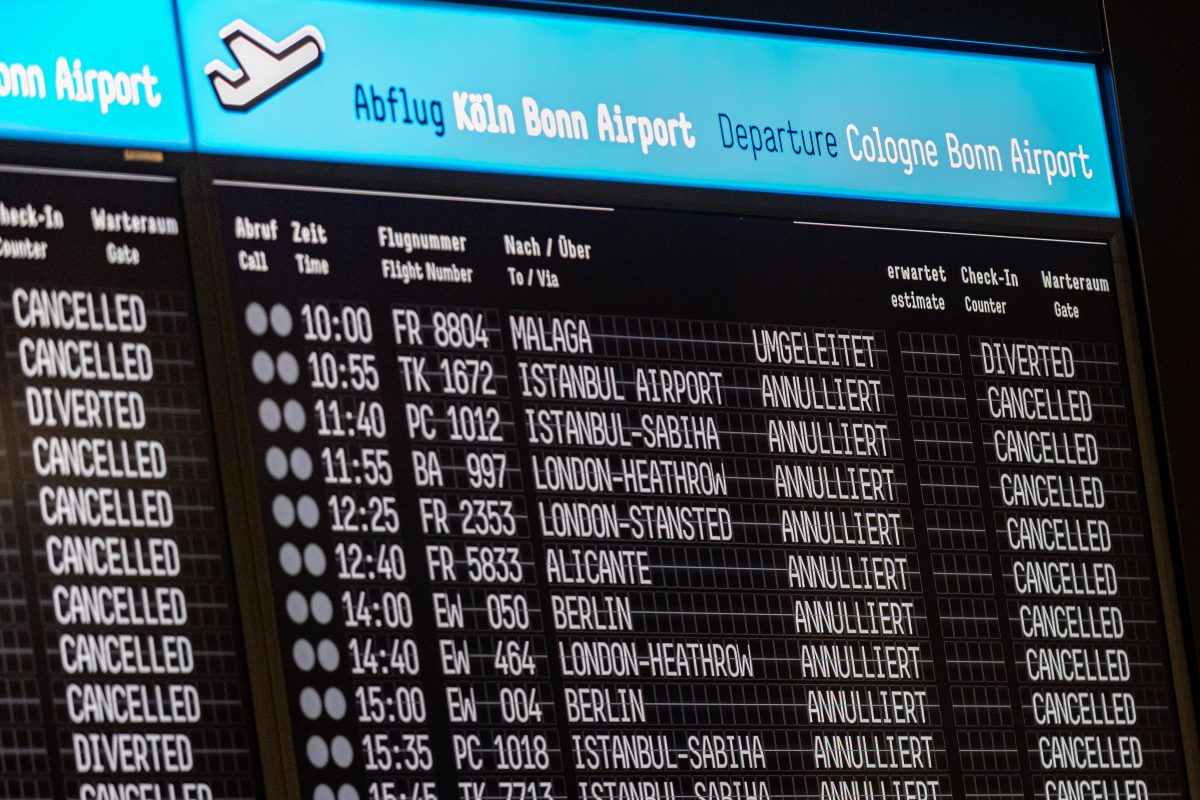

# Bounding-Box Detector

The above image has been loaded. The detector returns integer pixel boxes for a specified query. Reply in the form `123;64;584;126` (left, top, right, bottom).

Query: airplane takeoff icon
205;19;325;111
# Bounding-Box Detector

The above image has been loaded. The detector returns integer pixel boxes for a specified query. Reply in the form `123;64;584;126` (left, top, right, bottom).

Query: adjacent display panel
208;176;1187;800
0;166;259;800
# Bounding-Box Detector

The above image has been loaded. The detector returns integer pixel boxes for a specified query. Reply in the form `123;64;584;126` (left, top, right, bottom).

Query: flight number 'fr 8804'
393;308;492;350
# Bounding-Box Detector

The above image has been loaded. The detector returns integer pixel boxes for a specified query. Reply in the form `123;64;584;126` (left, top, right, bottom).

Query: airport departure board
0;1;1197;799
0;167;259;799
209;178;1187;800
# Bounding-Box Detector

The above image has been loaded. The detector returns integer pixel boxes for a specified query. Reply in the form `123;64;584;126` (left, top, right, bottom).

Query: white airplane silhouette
205;19;325;111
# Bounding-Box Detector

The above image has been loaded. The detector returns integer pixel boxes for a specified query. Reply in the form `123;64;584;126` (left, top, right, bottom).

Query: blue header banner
175;0;1120;216
0;0;192;149
2;0;1119;216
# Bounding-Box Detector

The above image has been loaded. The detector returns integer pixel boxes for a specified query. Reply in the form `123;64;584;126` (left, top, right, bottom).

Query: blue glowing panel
177;0;1118;215
0;0;191;148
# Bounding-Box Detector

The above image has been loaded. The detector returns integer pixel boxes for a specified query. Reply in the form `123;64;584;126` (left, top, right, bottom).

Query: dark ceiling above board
439;0;1106;53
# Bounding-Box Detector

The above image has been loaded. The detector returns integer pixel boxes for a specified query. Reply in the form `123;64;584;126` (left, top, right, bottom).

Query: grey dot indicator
251;351;275;383
304;544;327;576
330;736;353;768
323;687;346;720
337;786;359;800
258;399;282;431
272;495;296;528
314;787;335;800
266;447;289;480
270;303;293;336
304;544;328;575
292;639;315;672
284;400;306;432
297;495;319;529
310;591;333;624
245;302;268;335
278;543;302;576
306;735;330;769
317;639;340;671
286;591;309;624
299;687;322;720
277;352;300;384
290;448;313;480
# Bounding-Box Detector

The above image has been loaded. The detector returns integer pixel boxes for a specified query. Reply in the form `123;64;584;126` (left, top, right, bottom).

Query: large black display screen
209;176;1187;800
0;167;259;800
